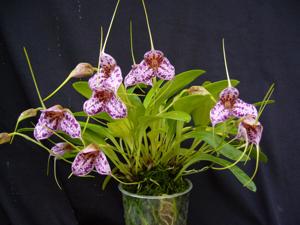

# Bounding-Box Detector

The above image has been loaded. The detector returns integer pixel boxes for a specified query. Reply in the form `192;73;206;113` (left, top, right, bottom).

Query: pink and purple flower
236;116;263;145
34;105;81;140
71;144;111;176
210;87;257;126
124;50;175;87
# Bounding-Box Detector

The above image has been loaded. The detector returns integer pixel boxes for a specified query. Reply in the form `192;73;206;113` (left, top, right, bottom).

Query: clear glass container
118;180;193;225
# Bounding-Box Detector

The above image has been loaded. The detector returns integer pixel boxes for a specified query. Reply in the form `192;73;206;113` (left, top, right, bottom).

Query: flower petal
34;122;53;140
99;52;117;68
105;94;127;119
88;72;106;91
51;142;72;156
83;92;105;116
219;87;239;102
95;151;111;175
210;101;232;126
102;66;122;92
125;63;153;87
71;144;99;176
58;111;81;139
232;99;258;119
144;49;164;60
237;117;263;145
156;57;175;80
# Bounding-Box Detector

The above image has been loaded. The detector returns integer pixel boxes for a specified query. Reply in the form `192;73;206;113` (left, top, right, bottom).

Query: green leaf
151;70;206;107
157;111;191;123
143;80;164;108
183;130;247;161
72;81;92;98
178;153;256;192
73;111;113;122
253;100;275;107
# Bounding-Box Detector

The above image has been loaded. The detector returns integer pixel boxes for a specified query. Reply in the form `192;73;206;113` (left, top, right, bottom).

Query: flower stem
43;75;72;101
98;26;104;71
23;47;46;109
101;0;120;53
222;38;232;88
141;0;155;50
129;20;136;65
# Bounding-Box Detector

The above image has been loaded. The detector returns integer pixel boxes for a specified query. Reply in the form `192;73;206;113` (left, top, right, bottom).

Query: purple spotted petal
99;52;117;68
88;72;106;91
83;92;105;116
58;111;81;139
51;142;73;156
210;101;232;126
105;95;127;119
237;117;263;145
34;122;53;140
71;146;98;176
102;66;122;92
219;87;239;101
89;66;122;93
95;151;111;175
156;57;175;80
144;49;164;59
232;99;258;119
124;64;153;87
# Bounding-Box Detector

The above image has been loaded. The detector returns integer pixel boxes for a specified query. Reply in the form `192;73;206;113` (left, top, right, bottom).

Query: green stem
222;38;232;87
141;0;155;50
43;75;72;101
129;20;136;65
23;47;46;108
98;26;104;71
101;0;120;53
11;132;72;164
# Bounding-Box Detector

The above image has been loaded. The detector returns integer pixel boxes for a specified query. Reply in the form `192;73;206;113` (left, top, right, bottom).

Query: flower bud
188;86;210;95
70;63;96;78
0;133;11;144
19;108;40;121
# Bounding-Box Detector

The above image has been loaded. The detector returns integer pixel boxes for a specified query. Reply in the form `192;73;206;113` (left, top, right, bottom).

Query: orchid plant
0;0;274;195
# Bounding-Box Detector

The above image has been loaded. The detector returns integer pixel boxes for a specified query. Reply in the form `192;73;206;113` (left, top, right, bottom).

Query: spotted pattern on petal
237;117;263;145
209;101;232;126
71;149;97;176
105;95;127;119
95;151;111;175
103;66;122;92
34;122;53;140
232;99;258;119
83;93;106;116
88;72;106;91
59;111;81;139
99;52;117;68
51;142;73;156
220;87;239;109
156;57;175;80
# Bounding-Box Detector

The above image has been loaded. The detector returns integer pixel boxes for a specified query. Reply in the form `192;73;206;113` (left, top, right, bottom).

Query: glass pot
118;179;193;225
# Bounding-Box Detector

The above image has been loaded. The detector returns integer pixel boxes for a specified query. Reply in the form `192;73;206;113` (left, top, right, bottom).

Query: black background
0;0;299;224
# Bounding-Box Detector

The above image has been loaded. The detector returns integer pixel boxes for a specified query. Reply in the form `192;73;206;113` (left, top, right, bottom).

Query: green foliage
6;69;270;195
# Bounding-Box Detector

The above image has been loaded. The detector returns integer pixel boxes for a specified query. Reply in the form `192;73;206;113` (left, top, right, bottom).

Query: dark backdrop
0;0;299;224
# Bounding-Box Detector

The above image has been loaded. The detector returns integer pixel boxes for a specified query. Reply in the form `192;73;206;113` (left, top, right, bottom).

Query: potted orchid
0;0;274;224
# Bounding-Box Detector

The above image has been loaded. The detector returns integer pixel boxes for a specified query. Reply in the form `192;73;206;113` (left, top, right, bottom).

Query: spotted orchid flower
34;105;81;140
210;87;258;126
71;144;111;176
125;50;175;87
51;142;74;157
236;116;263;145
83;89;127;119
88;53;122;93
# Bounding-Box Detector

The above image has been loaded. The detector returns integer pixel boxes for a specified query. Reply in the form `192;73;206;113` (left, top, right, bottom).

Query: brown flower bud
70;63;96;78
0;133;11;144
19;108;40;121
188;86;210;95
